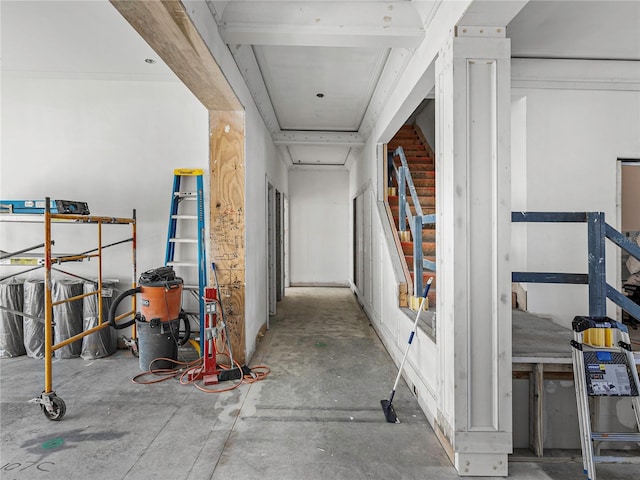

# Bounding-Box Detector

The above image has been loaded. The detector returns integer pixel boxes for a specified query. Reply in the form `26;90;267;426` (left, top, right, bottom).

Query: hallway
0;288;637;479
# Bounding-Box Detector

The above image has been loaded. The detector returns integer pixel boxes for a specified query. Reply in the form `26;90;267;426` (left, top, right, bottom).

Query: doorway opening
268;181;285;318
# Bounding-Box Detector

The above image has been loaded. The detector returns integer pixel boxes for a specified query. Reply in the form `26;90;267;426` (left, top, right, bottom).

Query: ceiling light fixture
144;58;156;64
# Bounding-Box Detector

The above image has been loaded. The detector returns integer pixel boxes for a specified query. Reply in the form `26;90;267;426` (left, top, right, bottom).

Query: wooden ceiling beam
110;0;241;111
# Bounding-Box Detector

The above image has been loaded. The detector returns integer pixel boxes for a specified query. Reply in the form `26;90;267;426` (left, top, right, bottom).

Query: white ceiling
254;45;388;131
0;0;176;81
2;1;639;166
508;0;640;61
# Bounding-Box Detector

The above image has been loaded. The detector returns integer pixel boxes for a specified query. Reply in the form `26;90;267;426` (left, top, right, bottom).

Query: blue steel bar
605;224;640;261
394;147;423;218
399;166;406;232
512;272;589;284
587;212;606;317
511;212;588;223
422;214;436;225
423;258;436;271
606;283;640;323
413;215;423;297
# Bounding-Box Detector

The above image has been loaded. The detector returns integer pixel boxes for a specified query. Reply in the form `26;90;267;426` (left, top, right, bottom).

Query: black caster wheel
41;395;66;421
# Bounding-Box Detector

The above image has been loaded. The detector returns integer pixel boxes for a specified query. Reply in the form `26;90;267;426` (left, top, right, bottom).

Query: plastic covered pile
0;280;26;357
52;279;84;359
81;281;117;359
23;279;46;358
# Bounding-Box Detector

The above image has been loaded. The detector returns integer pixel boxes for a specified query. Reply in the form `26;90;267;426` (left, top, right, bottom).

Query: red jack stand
187;287;221;385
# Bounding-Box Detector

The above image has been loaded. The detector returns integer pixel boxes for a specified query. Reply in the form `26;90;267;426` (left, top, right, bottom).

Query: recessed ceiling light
316;93;324;98
144;58;156;64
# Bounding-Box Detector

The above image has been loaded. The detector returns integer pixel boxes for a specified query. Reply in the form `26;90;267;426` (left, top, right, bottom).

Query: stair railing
390;146;436;297
512;211;640;321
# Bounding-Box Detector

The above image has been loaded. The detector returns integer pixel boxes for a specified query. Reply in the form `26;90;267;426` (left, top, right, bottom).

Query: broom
381;277;432;424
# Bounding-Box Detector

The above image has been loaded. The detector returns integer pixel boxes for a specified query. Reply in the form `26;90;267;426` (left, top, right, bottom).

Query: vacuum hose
108;286;191;345
108;287;141;330
177;310;191;346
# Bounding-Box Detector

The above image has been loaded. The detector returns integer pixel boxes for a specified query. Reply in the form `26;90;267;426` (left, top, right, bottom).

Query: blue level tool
1;199;89;215
164;169;206;354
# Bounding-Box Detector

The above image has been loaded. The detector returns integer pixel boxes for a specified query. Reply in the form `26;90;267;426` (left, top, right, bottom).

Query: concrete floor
0;287;637;479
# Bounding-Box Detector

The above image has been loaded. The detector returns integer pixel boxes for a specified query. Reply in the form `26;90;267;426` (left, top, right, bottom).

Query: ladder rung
167;261;197;267
171;215;197;220
169;238;197;243
592;432;640;442
174;192;197;198
183;285;200;291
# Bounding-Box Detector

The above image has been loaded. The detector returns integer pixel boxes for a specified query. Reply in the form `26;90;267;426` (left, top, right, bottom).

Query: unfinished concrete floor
0;287;637;479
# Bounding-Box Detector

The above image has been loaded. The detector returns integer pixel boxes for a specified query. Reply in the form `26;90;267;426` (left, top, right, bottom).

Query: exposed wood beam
273;131;365;147
110;0;241;111
217;1;424;48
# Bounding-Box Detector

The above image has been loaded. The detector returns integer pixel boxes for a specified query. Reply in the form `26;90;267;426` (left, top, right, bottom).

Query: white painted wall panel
289;168;349;285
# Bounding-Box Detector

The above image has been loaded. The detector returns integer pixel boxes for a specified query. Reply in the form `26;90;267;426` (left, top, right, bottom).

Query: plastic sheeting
0;281;26;357
81;282;117;359
23;279;46;359
52;279;84;359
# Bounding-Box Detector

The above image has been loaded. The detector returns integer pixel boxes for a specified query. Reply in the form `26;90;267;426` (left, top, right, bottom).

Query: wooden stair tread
401;241;435;253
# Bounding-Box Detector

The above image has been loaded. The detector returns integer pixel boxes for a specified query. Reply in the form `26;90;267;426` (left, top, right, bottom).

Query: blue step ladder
165;168;206;353
571;316;640;480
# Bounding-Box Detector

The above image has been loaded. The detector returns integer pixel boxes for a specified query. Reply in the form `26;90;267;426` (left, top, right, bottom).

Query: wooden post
209;111;246;363
529;363;544;457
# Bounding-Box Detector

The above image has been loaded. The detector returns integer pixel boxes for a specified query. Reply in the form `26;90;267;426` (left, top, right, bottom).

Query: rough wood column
210;111;246;364
435;30;512;476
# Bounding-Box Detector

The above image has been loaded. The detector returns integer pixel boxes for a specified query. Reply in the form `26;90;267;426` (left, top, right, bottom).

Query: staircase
387;124;436;308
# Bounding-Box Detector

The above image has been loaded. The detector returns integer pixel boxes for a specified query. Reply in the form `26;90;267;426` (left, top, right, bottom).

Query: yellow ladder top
174;168;204;176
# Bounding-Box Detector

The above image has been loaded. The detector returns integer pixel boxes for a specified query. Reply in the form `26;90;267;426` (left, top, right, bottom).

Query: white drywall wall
515;85;640;327
1;76;208;290
288;167;349;285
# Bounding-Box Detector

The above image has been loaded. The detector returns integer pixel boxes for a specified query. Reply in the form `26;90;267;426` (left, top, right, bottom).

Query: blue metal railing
512;211;640;321
390;146;435;297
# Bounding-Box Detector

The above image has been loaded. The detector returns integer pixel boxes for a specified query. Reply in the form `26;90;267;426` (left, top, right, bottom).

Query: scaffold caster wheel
41;395;66;421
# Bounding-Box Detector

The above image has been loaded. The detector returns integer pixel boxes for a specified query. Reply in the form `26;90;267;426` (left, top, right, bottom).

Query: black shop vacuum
108;266;190;371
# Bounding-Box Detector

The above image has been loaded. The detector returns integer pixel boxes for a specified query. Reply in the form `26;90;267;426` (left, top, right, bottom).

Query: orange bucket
139;283;183;322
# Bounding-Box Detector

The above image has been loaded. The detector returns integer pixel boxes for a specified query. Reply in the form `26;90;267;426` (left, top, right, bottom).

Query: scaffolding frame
0;197;136;420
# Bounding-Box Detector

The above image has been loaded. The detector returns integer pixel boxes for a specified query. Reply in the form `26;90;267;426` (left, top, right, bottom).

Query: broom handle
391;278;432;393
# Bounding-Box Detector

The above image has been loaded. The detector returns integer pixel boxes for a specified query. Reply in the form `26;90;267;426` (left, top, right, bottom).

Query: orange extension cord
131;330;270;393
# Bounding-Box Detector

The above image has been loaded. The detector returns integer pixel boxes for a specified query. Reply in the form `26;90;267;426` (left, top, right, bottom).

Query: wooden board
110;0;241;111
210;111;246;364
